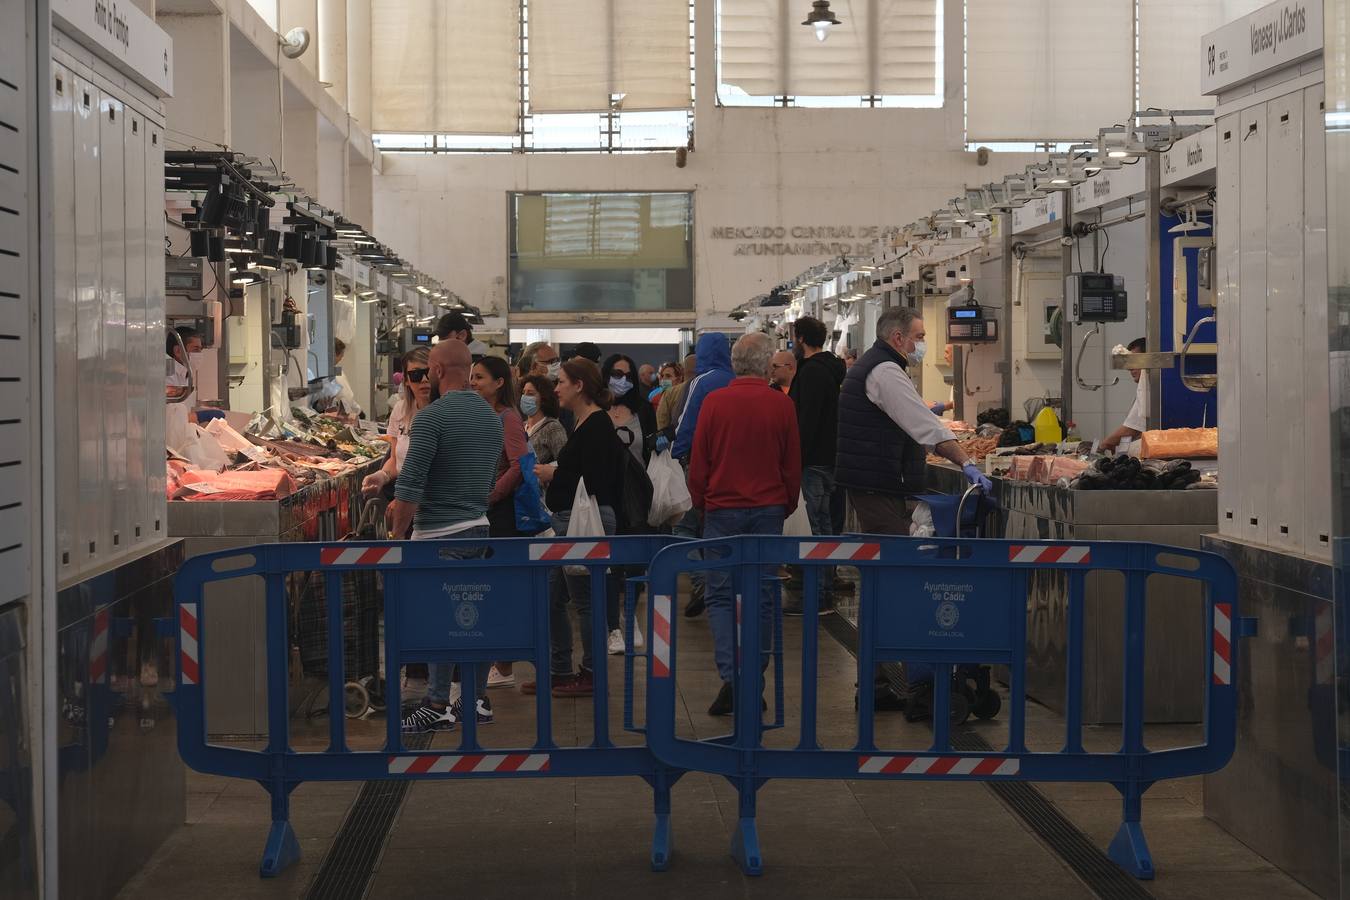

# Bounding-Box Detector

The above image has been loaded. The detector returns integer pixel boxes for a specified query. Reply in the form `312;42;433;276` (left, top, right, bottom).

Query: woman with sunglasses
362;347;432;501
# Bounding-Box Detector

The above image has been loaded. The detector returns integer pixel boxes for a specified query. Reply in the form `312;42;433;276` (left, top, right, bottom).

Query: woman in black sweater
601;353;658;465
532;359;626;697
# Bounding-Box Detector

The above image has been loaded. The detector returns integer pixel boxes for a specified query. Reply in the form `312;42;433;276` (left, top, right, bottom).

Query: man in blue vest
836;306;992;531
836;306;993;711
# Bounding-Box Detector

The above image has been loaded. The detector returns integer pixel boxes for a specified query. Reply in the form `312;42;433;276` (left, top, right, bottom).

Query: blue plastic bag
514;450;551;534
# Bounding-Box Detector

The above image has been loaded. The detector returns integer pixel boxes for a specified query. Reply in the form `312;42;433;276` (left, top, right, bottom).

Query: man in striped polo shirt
390;339;504;733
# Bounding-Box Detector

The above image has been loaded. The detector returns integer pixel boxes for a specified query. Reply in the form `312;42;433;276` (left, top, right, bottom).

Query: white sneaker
449;681;462;706
607;629;625;655
487;665;515;688
631;622;645;649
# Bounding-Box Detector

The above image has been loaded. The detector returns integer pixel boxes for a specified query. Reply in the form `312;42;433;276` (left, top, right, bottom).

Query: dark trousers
847;491;913;688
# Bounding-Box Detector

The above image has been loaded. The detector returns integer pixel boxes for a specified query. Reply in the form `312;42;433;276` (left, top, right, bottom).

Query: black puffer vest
834;339;927;495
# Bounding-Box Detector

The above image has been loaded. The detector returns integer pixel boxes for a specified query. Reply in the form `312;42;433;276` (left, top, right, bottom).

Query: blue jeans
422;525;491;706
548;506;617;676
802;466;837;583
703;505;785;683
802;466;836;537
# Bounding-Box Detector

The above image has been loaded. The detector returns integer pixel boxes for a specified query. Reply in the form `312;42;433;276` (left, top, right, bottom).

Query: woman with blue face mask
599;353;657;657
601;354;657;467
519;375;567;466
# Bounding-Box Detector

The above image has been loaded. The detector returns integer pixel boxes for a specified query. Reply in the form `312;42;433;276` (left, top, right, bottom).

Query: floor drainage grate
820;612;1155;900
303;732;433;900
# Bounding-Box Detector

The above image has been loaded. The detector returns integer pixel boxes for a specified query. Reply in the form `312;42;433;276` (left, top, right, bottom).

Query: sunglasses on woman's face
405;368;431;383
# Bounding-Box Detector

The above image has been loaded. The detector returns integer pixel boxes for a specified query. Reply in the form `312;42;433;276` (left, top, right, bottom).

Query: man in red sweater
689;332;802;716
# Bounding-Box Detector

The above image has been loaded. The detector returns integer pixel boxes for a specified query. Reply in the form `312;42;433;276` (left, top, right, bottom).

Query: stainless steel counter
1200;535;1337;898
926;463;1219;723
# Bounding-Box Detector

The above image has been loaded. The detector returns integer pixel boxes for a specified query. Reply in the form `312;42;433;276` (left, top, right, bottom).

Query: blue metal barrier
172;535;683;877
642;535;1253;880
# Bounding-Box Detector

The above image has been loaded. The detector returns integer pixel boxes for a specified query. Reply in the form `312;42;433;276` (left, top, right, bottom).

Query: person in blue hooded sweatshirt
673;332;736;461
670;332;737;617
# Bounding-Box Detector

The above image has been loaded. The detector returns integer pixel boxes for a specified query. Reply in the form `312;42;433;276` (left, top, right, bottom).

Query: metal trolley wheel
343;682;369;719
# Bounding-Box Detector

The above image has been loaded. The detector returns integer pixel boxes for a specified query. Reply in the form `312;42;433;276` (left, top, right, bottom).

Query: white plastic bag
179;424;230;472
564;477;605;575
909;501;937;538
783;491;812;537
646;450;692;526
165;403;193;456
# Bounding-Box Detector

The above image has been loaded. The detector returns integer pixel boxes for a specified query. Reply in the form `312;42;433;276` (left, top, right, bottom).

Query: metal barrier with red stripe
642;535;1251;880
171;535;682;878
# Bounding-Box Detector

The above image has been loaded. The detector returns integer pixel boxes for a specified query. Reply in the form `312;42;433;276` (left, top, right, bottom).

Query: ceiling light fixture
802;0;842;42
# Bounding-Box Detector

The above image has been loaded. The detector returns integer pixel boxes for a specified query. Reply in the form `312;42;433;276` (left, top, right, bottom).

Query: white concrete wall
372;0;1039;321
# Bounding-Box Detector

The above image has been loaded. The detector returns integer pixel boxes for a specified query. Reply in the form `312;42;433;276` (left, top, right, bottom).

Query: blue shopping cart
901;486;1002;724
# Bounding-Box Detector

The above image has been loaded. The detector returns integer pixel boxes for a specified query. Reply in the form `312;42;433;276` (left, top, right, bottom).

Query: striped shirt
394;390;504;534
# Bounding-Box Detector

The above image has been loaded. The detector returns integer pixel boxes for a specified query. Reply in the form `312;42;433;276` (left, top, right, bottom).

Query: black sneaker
708;681;734;716
817;593;836;617
450;695;494;725
902;682;932;721
707;681;769;716
685;582;706;618
401;703;457;733
855;684;907;712
782;599;806;616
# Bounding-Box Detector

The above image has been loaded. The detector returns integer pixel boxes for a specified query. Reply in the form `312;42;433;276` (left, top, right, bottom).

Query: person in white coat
1102;338;1149;452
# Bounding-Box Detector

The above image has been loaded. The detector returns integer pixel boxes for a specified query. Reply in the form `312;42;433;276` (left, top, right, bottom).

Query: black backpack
615;440;655;535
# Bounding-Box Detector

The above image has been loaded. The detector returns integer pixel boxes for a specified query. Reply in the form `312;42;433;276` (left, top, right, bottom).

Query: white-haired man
688;332;802;717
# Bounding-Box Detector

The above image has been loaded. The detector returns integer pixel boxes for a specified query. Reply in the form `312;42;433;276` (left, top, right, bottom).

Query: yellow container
1033;406;1063;444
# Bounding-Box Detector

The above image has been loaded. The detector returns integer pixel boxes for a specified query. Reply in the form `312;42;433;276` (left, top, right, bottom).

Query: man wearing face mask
836;307;991;712
166;325;202;403
836;306;993;537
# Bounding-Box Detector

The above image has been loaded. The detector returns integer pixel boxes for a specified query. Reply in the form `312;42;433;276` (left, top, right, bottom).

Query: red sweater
689;377;802;513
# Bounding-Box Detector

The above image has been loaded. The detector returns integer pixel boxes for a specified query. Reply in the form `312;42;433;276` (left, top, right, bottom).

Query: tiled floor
119;594;1318;900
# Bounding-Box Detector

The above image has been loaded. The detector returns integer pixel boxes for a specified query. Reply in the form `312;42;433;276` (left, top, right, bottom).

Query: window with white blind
717;0;942;107
371;0;521;134
1137;0;1273;113
967;0;1274;147
529;0;692;113
965;0;1134;143
370;0;693;150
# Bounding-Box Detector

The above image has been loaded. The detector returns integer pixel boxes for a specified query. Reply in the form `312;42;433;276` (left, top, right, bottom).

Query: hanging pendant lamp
802;0;842;42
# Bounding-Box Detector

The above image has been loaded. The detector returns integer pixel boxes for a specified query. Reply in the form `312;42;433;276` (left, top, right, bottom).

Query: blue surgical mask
659;378;674;389
519;395;539;417
609;375;633;398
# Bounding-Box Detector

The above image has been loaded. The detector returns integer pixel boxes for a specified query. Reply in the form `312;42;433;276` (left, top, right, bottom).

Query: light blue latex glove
929;402;947;415
963;462;994;494
655;434;671;455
